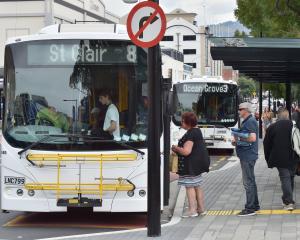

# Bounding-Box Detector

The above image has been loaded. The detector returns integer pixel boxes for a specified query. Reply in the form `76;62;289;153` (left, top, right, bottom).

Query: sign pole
126;1;166;236
147;0;161;237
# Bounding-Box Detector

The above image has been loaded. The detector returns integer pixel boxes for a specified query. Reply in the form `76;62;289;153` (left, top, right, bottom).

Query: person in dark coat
263;108;298;210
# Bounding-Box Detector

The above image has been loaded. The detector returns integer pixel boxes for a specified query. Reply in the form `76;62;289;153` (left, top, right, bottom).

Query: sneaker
181;212;199;218
283;203;294;211
199;211;207;216
237;209;256;217
255;207;260;212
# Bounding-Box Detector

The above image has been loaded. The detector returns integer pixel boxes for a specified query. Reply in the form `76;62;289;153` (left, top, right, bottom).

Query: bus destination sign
27;44;137;65
182;84;229;94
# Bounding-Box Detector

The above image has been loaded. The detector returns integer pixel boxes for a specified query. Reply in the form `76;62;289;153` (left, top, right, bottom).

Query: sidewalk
44;142;300;240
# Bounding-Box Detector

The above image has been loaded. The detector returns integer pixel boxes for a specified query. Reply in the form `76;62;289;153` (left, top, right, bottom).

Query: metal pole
147;0;161;237
259;81;263;139
286;82;291;118
163;78;172;206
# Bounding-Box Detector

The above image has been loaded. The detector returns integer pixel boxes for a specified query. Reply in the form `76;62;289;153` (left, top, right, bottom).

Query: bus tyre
227;149;234;155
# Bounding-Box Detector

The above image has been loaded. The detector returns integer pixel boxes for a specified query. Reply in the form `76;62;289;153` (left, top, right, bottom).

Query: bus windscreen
3;40;148;151
173;82;238;127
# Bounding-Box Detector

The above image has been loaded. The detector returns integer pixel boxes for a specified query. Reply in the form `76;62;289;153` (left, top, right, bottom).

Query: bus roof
5;24;130;45
174;76;237;85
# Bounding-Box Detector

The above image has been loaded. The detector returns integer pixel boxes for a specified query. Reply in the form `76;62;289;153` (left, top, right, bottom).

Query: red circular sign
127;1;166;48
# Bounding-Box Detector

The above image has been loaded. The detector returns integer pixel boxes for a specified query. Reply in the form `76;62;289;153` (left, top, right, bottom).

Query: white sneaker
199;211;207;216
181;212;199;218
283;203;294;211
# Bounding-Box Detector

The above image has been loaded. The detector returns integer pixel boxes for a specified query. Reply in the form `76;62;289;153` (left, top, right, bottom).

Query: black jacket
263;120;296;168
177;128;210;176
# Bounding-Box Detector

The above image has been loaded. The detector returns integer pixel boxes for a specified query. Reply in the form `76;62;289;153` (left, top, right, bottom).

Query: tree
234;29;241;37
263;83;285;99
235;0;300;37
234;29;248;37
238;76;257;99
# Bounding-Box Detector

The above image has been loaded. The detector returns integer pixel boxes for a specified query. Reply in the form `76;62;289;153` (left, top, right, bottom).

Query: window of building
183;35;196;41
162;36;174;41
185;63;197;68
183;49;196;55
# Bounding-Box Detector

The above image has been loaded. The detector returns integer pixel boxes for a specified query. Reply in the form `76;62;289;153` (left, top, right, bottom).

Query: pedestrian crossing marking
204;209;300;216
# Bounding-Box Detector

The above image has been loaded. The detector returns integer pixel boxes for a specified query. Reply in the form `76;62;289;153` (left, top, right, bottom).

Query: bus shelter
209;37;300;138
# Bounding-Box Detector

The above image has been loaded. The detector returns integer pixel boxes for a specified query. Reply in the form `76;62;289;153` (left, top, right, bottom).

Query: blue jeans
277;166;297;205
240;159;260;211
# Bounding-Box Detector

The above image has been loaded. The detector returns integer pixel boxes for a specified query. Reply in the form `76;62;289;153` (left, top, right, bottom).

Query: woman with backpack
172;112;210;218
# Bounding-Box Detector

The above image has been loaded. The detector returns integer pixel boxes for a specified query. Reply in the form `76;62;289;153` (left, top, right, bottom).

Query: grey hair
277;107;289;120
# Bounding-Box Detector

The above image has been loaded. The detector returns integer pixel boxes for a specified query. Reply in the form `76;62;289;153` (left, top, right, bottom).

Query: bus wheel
227;149;234;155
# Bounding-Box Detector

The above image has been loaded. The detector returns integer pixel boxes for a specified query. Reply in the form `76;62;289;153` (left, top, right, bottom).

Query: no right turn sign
127;1;167;48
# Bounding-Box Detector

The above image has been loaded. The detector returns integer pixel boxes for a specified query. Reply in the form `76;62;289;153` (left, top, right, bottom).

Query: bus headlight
139;190;146;197
28;190;35;197
127;190;134;197
16;189;23;196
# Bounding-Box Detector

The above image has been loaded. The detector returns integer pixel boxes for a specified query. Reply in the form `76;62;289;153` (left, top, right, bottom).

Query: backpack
291;123;300;177
291;123;300;158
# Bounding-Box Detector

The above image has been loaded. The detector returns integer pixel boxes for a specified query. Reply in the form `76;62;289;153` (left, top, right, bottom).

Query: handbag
170;152;178;173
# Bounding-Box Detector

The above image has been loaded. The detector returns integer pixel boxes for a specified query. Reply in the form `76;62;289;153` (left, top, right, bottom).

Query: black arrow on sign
139;13;159;39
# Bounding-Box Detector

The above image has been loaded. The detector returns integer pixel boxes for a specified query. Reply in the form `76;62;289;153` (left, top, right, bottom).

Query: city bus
171;77;238;153
1;24;167;212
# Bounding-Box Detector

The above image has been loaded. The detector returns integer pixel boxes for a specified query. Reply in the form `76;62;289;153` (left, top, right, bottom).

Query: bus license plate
4;176;25;186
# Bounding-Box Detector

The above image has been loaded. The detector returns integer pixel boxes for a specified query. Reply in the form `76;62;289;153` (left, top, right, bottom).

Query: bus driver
99;89;120;140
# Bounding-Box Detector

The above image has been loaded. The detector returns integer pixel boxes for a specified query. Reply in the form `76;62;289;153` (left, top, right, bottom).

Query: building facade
160;9;203;77
0;0;119;68
160;9;238;81
161;48;193;83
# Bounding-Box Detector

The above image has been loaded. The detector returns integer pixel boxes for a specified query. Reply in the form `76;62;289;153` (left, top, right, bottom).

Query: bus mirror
167;91;177;115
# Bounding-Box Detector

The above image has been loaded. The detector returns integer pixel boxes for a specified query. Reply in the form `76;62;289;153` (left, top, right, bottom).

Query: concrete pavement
47;142;300;240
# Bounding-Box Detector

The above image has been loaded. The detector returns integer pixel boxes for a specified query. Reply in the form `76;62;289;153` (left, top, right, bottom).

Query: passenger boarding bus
1;24;167;212
171;77;238;153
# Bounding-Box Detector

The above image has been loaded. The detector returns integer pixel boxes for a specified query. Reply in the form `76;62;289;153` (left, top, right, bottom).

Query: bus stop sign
127;1;166;48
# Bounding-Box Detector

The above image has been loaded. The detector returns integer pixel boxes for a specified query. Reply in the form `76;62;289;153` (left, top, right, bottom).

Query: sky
102;0;238;25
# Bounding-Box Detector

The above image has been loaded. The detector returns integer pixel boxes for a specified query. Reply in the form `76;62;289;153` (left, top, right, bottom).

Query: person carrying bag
172;112;210;218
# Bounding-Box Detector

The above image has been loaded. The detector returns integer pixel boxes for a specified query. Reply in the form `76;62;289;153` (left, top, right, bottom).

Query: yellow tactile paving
205;209;300;216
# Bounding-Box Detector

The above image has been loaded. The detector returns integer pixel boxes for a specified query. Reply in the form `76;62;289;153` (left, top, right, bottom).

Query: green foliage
291;83;300;102
234;29;248;37
235;0;300;37
238;77;287;100
263;83;285;98
238;76;257;99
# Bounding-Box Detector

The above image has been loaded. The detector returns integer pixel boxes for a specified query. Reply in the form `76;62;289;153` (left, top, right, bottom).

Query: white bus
1;24;166;212
0;68;3;128
171;77;238;153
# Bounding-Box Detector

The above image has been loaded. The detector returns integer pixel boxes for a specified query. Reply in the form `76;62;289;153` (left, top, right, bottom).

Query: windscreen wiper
111;140;145;155
18;134;145;157
79;135;145;155
17;134;64;156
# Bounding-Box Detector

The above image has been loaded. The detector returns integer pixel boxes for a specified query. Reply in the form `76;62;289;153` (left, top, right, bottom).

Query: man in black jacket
263;108;297;210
